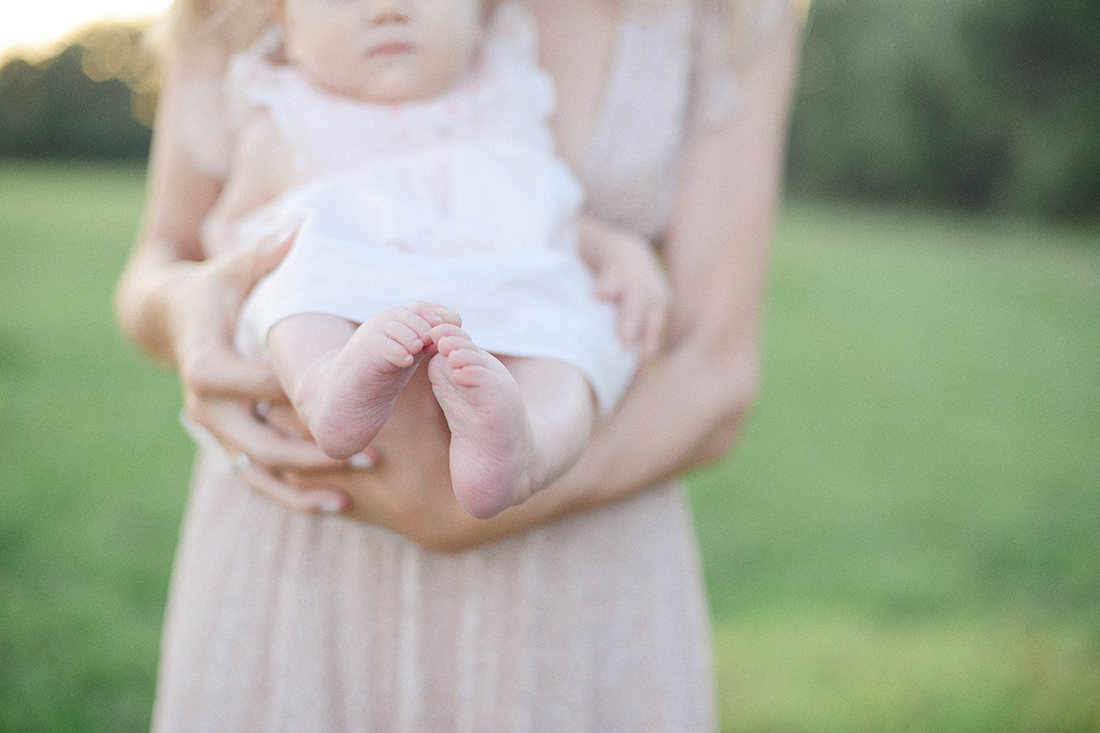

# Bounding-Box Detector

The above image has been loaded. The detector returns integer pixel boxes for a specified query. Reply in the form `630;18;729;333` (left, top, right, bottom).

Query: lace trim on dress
223;2;556;180
578;3;693;238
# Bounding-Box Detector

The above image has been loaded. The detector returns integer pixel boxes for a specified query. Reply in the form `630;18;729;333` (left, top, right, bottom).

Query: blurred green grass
693;204;1100;730
0;162;192;732
1;162;1098;732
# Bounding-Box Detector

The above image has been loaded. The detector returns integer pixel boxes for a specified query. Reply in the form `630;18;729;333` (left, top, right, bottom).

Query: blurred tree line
788;0;1099;221
0;24;157;160
1;0;1097;220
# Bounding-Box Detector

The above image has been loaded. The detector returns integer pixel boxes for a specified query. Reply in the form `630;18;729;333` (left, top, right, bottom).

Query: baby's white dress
230;4;633;410
155;1;791;731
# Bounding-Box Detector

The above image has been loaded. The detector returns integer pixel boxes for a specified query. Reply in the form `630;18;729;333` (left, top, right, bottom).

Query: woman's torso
154;5;785;731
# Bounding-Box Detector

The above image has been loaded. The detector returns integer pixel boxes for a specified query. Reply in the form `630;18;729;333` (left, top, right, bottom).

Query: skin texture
278;0;483;103
115;0;802;551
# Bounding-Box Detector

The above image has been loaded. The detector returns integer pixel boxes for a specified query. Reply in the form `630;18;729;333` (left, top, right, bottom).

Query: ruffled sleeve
479;1;540;67
475;1;558;152
226;30;288;123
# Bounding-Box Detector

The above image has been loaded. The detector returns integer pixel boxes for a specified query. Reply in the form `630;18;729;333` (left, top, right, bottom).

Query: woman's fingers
182;343;286;401
172;228;328;472
618;289;645;350
194;397;344;472
282;461;462;549
218;228;296;294
240;463;349;514
173;227;382;481
594;271;636;347
175;230;294;387
638;279;670;364
633;266;670;363
638;302;667;365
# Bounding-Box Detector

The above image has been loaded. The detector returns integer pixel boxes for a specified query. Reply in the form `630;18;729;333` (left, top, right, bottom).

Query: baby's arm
577;215;671;364
203;111;297;249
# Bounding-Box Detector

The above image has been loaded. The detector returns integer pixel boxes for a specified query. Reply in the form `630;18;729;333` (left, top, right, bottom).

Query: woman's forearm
546;337;758;513
372;329;761;553
116;54;230;367
115;239;201;367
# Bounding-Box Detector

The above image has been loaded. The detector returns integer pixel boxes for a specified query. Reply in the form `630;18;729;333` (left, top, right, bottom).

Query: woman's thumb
228;229;296;291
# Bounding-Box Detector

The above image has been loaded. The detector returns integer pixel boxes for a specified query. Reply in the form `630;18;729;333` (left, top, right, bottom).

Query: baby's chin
378;75;467;105
326;63;467;106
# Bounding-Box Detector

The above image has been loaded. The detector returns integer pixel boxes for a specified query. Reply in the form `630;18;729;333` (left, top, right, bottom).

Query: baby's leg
268;302;460;459
427;324;595;519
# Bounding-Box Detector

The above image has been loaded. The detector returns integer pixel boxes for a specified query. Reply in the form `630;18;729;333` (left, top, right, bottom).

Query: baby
205;0;669;519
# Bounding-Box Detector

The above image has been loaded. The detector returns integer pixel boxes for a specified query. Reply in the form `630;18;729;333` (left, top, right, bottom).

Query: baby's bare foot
311;302;460;459
426;324;535;519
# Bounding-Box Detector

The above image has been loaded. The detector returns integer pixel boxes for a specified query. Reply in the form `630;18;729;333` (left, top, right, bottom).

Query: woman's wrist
116;247;201;368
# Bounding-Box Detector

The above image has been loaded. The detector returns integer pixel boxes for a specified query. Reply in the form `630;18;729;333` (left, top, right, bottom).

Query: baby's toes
393;307;437;342
436;305;462;327
379;319;425;367
409;301;462;329
430;324;473;356
444;343;490;371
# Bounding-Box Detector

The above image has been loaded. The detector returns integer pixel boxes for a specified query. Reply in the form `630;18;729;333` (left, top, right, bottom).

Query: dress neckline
576;14;624;177
577;2;694;180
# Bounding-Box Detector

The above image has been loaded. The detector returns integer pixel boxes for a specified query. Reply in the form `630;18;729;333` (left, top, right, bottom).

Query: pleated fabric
154;456;714;732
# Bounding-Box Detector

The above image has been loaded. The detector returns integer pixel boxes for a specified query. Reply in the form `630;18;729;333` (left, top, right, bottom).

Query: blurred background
3;0;1098;220
1;0;1098;731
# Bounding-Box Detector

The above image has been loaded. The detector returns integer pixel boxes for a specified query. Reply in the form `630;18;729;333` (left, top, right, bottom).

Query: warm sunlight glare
3;0;173;59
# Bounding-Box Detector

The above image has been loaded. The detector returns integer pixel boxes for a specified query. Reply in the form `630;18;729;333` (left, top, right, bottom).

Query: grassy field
696;204;1100;731
1;162;1098;731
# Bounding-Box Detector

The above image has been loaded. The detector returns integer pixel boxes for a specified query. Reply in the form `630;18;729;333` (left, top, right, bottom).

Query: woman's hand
275;366;468;546
168;234;363;512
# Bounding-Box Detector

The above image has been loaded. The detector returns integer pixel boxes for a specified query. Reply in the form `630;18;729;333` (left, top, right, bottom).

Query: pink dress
156;1;787;730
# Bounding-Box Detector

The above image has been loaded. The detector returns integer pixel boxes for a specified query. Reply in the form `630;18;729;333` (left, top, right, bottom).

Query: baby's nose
366;0;411;24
